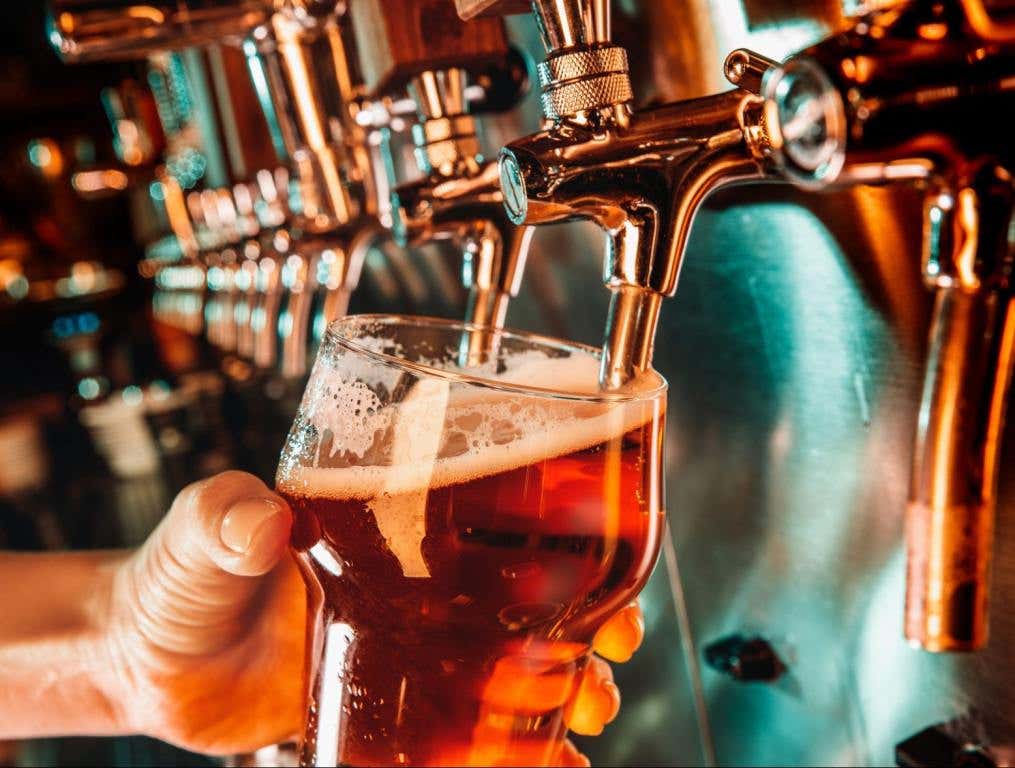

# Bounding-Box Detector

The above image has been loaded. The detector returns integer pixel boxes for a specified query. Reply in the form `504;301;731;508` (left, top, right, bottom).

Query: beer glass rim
325;314;668;403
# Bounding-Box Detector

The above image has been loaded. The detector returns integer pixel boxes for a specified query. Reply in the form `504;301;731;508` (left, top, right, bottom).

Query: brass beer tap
751;0;1015;652
246;3;382;377
392;66;533;359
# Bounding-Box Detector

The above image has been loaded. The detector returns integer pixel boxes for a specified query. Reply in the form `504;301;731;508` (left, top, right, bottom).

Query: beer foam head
278;350;664;501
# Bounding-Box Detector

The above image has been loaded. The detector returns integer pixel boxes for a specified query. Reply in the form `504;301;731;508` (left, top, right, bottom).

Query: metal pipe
907;289;1015;651
48;0;271;62
906;172;1015;651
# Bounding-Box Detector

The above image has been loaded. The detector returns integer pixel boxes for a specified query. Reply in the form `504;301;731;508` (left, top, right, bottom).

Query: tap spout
907;169;1015;652
392;122;533;367
370;15;532;365
498;88;767;385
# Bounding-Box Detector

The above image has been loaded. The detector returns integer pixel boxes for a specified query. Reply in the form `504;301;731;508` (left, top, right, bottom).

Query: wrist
87;551;136;736
0;550;132;739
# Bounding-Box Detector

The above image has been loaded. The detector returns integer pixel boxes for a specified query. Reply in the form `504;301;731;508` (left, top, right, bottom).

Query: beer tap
175;45;290;366
469;0;1015;653
397;66;532;341
350;0;530;365
245;2;380;378
345;0;527;365
458;0;776;388
747;0;1015;652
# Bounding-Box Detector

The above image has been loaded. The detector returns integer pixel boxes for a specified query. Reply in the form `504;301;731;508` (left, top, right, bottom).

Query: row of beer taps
51;0;1015;654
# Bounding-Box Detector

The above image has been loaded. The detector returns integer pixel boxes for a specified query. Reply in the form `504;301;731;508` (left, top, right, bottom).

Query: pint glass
277;316;667;767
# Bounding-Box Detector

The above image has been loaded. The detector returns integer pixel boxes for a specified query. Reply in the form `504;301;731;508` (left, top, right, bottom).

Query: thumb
124;472;293;657
165;470;292;578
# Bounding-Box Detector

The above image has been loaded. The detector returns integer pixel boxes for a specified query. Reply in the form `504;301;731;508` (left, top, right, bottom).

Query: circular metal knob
762;56;847;188
497;149;528;225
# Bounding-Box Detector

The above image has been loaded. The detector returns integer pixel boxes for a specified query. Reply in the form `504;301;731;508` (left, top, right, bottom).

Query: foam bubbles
302;365;389;460
281;352;662;579
280;354;661;500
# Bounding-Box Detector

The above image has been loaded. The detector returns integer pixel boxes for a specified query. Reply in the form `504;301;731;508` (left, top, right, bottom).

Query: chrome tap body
500;89;767;386
484;0;774;387
391;67;532;341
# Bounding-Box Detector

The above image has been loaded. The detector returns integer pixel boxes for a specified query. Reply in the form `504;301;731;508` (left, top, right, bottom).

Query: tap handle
348;0;510;99
205;43;280;183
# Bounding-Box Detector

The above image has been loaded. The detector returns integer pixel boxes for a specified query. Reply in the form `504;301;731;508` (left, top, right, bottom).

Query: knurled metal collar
537;45;633;119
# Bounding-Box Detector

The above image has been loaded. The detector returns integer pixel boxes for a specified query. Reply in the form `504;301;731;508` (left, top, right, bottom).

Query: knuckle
588;654;614;683
192;471;264;508
173;479;205;508
212;469;263;489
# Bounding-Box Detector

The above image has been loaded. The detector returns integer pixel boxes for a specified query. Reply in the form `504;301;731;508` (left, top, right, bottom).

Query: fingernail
601;680;621;724
220;498;283;553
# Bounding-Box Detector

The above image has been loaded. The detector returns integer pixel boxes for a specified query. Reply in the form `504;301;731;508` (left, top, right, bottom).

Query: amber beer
277;317;666;767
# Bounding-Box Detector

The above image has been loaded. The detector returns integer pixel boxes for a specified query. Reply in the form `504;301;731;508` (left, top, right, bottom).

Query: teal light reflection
243;38;289;164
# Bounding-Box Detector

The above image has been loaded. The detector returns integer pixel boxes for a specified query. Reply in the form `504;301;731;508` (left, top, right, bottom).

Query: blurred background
4;1;1015;767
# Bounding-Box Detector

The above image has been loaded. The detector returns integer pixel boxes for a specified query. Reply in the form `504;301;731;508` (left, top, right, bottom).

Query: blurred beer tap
458;0;777;388
245;2;381;378
748;0;1015;652
49;0;366;376
248;5;358;237
48;0;272;61
48;0;528;376
350;0;530;365
396;67;532;363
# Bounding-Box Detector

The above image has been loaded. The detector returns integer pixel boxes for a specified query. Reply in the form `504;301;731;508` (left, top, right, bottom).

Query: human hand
559;602;645;766
99;471;303;755
97;471;644;762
